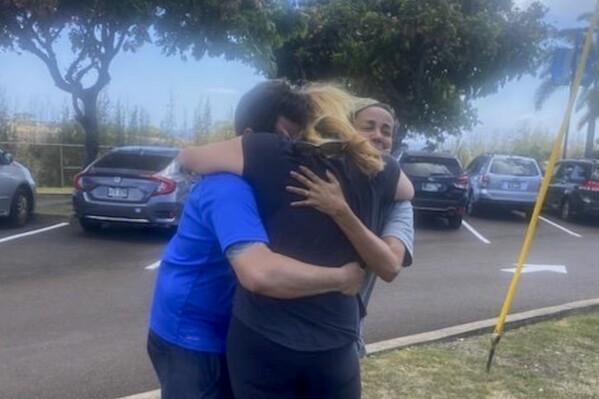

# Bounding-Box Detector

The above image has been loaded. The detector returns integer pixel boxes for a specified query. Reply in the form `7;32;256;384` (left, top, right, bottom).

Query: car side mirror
0;152;13;165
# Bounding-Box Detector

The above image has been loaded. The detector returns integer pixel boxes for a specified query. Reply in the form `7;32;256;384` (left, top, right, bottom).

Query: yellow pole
486;0;599;372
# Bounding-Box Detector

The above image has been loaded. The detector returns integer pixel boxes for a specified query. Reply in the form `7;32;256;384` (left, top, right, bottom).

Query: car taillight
580;180;599;192
480;174;490;188
454;175;469;190
73;173;84;190
151;176;177;196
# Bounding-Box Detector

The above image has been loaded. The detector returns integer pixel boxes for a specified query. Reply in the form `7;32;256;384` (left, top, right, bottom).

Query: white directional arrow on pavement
501;264;568;274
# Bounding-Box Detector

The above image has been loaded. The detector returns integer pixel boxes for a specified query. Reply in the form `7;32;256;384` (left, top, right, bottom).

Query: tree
161;90;177;135
153;0;302;76
0;0;155;165
274;0;550;147
535;14;598;158
0;0;292;164
193;98;212;144
0;85;13;142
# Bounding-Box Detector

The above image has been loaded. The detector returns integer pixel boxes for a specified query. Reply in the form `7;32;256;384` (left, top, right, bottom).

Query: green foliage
274;0;550;140
152;0;303;75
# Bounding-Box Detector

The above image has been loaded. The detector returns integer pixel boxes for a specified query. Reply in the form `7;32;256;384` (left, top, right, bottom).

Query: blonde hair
300;84;384;177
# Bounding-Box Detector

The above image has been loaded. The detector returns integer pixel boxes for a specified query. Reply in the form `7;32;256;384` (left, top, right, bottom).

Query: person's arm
286;166;402;282
382;201;414;267
226;242;364;299
179;136;244;175
395;170;414;201
202;173;363;300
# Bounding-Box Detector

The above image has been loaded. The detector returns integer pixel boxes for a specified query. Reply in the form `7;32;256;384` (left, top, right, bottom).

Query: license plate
107;187;128;198
507;182;520;190
422;183;442;192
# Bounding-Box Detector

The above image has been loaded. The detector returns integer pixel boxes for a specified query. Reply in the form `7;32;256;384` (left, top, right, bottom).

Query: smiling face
354;105;395;154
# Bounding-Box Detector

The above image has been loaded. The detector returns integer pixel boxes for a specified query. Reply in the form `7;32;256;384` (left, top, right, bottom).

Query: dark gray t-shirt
234;133;400;351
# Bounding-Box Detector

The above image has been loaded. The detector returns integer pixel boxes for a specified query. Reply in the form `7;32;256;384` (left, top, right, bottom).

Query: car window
567;164;590;183
552;163;566;180
401;156;462;177
489;158;539;176
93;152;176;172
591;167;599;182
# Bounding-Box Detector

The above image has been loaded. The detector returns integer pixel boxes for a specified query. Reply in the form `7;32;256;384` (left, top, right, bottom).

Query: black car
545;159;599;221
399;151;469;229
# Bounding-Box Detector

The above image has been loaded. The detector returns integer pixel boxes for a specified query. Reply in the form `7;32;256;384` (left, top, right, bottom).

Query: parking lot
1;203;598;399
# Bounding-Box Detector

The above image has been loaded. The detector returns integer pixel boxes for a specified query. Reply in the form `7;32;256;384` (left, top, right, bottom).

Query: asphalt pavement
1;206;598;399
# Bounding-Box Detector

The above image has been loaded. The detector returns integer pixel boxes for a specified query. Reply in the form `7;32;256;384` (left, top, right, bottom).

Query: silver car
466;153;542;217
73;146;196;231
0;147;36;227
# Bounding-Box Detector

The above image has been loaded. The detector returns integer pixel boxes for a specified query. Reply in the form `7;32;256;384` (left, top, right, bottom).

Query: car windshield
93;152;175;172
401;156;462;177
490;158;538;177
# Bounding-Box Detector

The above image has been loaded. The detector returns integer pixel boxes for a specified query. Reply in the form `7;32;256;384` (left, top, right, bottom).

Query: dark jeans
147;330;234;399
227;317;361;399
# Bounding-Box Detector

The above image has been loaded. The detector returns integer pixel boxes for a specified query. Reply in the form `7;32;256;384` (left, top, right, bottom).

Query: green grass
362;311;599;399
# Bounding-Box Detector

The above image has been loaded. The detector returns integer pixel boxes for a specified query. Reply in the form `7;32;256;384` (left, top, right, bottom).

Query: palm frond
577;107;591;131
534;78;561;110
576;86;590;112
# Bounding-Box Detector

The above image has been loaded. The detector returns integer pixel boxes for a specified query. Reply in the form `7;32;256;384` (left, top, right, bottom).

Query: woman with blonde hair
180;81;412;398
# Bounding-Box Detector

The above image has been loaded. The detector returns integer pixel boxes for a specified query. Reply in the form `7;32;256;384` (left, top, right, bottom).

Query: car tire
9;187;31;227
448;215;462;230
560;199;572;222
79;218;101;232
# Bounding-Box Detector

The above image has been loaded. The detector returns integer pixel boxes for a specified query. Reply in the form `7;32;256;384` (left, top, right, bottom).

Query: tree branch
17;20;73;93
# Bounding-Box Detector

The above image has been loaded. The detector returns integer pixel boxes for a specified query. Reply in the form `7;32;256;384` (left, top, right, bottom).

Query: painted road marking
462;220;491;244
0;222;69;244
501;264;568;274
539;216;582;238
145;261;161;270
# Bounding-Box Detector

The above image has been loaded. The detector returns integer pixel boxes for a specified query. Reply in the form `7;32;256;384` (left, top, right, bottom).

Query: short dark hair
234;80;311;136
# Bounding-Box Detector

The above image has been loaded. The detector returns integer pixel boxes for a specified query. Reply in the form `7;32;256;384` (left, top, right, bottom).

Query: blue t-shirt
149;173;268;353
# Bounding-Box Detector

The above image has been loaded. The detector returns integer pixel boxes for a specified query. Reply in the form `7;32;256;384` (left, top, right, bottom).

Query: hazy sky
0;0;595;141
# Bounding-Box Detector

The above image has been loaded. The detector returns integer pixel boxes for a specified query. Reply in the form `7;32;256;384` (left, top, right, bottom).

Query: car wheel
560;199;572;222
79;218;101;232
9;187;31;227
448;215;462;229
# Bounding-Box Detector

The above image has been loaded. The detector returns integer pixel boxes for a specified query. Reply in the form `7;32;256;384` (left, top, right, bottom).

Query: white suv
0;147;36;227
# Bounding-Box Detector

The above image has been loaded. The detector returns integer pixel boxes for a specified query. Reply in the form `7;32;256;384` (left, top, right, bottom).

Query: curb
115;298;599;399
365;297;599;355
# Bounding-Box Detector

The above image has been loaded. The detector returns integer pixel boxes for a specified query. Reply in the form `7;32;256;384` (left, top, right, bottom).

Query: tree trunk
584;116;596;158
76;95;100;167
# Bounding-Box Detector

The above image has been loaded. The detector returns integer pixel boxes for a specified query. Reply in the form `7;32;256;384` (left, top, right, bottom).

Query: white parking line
462;220;491;244
0;222;69;244
145;261;161;270
539;216;582;238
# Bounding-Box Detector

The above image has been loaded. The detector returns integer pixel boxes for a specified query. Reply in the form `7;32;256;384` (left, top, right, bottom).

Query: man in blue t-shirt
147;81;364;399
